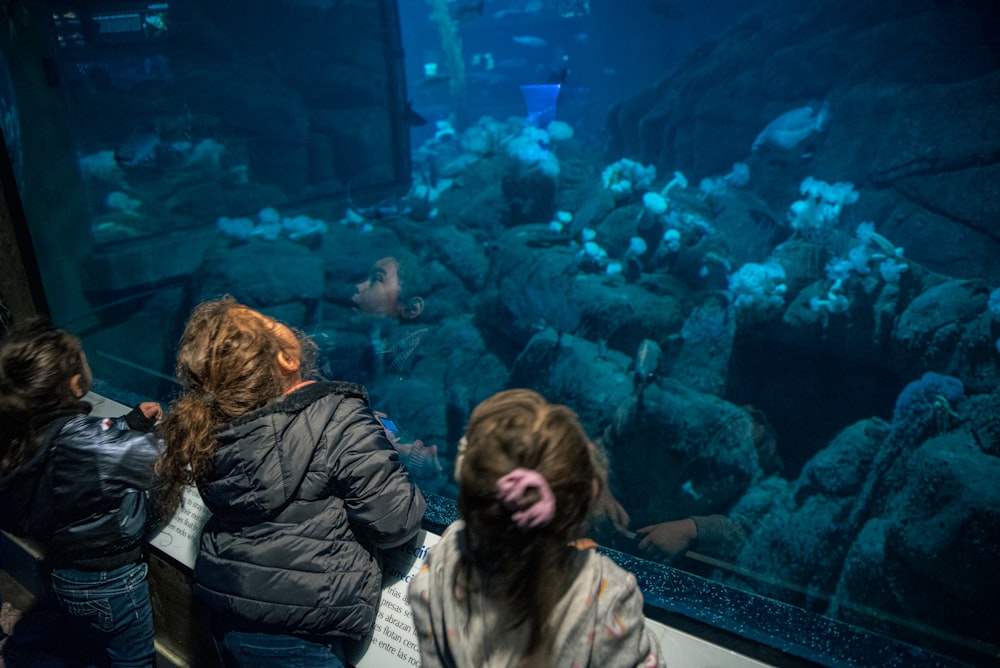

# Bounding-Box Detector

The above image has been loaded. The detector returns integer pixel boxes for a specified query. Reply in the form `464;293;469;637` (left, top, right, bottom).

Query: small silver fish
114;130;161;168
634;338;662;384
512;35;548;48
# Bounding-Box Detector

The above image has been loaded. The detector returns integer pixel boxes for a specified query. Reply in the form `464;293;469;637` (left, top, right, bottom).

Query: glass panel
4;0;410;398
4;1;998;666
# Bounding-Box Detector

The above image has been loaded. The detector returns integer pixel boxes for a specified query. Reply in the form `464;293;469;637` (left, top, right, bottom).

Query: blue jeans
49;561;155;668
215;631;345;668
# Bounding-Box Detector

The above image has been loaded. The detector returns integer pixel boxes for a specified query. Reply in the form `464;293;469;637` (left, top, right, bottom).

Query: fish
496;57;529;70
493;1;541;19
452;0;485;21
346;182;413;221
752;101;830;154
114;130;161;168
404;101;428;127
93;221;141;241
646;0;684;20
415;73;452;90
464;70;513;86
286;0;338;9
547;66;569;85
512;35;548;48
634;339;662;385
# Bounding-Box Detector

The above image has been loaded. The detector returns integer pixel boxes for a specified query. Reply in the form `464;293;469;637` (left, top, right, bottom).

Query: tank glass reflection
3;0;999;665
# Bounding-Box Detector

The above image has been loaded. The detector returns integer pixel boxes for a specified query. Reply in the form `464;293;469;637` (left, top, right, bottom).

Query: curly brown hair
155;297;316;517
456;388;604;667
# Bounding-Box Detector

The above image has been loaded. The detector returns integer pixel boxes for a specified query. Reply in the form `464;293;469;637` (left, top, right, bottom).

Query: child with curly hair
155;296;425;667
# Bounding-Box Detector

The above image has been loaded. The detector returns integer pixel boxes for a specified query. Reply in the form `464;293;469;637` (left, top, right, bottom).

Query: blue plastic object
520;84;561;127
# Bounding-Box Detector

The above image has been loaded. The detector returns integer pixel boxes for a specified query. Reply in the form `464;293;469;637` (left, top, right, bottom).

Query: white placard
148;485;211;569
351;530;440;668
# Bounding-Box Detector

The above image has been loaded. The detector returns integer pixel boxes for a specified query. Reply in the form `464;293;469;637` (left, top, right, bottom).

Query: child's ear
400;296;424;320
69;373;86;399
277;349;300;375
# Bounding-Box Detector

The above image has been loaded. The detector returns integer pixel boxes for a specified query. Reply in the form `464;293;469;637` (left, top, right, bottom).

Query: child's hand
139;401;163;423
635;518;698;562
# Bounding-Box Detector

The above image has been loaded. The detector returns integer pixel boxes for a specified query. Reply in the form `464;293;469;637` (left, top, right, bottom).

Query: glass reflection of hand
635;518;698;562
396;439;443;478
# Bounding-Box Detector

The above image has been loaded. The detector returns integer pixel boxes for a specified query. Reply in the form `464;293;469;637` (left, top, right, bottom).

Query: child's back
0;319;161;667
156;297;425;667
408;388;665;668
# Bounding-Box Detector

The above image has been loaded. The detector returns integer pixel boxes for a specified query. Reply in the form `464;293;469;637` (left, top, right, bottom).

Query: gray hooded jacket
408;520;665;667
194;381;425;640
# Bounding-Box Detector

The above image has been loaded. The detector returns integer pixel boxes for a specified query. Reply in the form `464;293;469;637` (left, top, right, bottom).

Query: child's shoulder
577;548;639;593
281;380;370;411
56;413;120;439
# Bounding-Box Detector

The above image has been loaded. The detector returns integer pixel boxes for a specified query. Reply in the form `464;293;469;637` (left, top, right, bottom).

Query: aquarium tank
2;0;999;665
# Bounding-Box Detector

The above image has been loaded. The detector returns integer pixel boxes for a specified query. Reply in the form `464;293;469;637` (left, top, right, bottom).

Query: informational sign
351;530;440;668
148;485;210;569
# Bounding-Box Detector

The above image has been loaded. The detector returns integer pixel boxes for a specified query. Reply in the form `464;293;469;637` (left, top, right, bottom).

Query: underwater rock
568;274;684;356
570;188;617;235
501;159;557;227
965;389;1000;458
606;0;1000;284
730;417;888;607
602;378;761;527
670;296;736;396
490;233;581;346
594;203;644;258
831;430;1000;653
511;328;633;439
420;226;490;292
195;237;323;317
890;279;995;388
798;419;888;501
367;316;509;452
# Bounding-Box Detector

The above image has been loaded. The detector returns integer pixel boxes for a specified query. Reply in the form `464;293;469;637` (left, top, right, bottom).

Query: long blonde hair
457;388;603;667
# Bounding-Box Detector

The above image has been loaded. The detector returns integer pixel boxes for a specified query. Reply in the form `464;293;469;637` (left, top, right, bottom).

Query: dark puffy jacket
194;381;426;640
0;407;161;568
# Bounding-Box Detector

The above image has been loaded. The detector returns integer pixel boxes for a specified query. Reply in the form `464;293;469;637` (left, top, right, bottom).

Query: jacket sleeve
691;513;752;559
120;406;158;433
101;420;163;492
408;565;448;668
326;398;426;549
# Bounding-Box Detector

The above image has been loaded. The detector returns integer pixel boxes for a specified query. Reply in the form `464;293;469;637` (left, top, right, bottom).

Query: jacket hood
201;381;366;525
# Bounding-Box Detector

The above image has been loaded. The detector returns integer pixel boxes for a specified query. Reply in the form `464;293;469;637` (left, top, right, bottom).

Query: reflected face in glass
353;257;403;318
